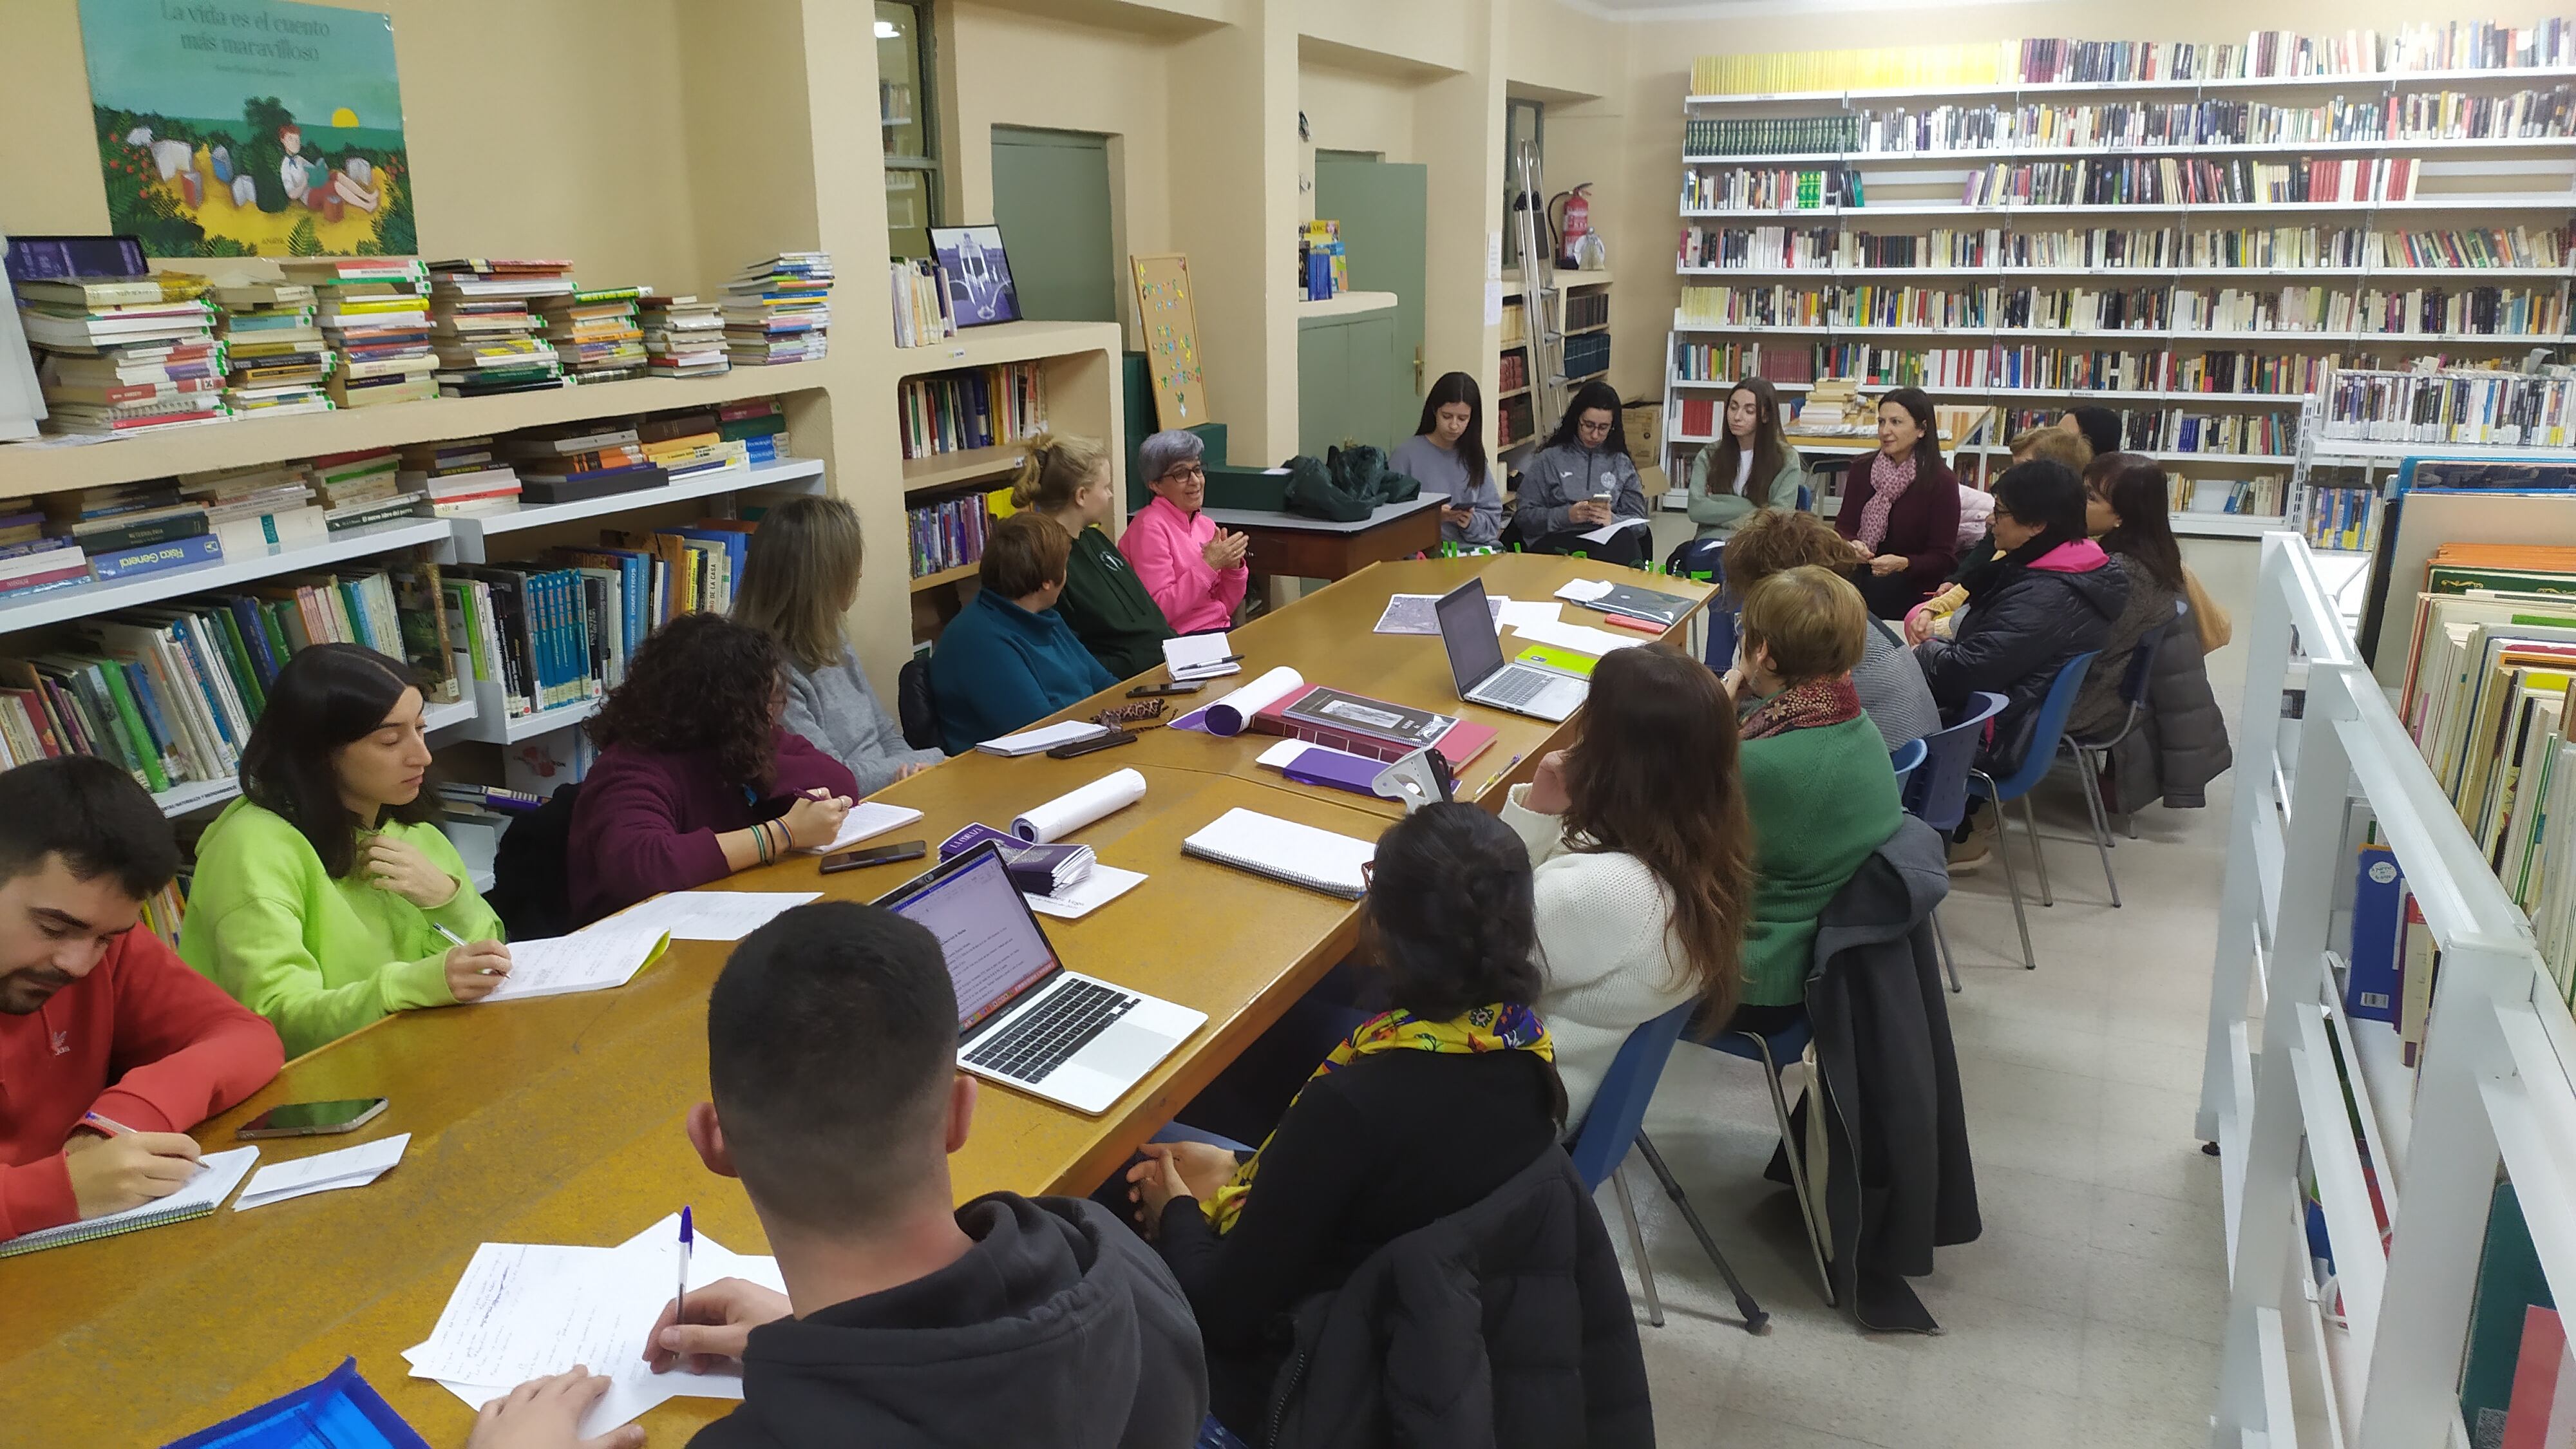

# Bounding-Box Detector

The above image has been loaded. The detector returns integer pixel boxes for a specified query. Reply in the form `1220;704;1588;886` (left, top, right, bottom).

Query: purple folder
1282;746;1385;797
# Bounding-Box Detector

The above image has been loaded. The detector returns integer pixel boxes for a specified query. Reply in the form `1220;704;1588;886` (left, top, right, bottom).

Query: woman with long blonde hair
734;495;942;794
1013;432;1174;679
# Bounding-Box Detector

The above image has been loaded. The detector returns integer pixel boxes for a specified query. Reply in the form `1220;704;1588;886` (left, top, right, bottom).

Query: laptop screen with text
1435;578;1506;692
884;848;1061;1035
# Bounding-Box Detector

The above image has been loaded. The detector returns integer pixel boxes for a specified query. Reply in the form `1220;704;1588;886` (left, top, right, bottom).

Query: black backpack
486;782;581;938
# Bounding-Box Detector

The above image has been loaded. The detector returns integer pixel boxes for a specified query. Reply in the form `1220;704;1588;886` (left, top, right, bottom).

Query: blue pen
676;1207;694;1331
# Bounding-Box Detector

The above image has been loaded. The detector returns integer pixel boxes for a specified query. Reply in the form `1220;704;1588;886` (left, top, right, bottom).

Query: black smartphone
1048;728;1139;759
1128;681;1203;697
821;839;929;874
238;1097;388;1140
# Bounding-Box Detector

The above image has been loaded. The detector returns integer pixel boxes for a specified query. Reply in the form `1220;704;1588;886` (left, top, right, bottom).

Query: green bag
1280;446;1424;523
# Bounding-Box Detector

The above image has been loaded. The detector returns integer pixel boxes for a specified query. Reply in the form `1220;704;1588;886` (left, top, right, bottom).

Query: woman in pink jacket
1119;430;1249;634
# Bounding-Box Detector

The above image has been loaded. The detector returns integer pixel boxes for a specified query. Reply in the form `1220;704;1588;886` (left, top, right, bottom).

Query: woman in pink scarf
1833;386;1960;619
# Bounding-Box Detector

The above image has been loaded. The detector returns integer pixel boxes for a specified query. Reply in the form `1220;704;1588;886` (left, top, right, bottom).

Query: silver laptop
878;842;1205;1115
1435;576;1589;723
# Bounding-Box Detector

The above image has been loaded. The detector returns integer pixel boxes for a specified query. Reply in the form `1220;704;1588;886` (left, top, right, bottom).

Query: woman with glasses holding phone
1513;381;1649;566
1119;429;1249;634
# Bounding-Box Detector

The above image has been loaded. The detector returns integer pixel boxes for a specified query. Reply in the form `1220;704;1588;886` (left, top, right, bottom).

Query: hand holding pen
432;921;513;1001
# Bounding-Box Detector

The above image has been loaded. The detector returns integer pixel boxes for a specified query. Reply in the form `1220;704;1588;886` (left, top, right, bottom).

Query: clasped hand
1200;529;1249;571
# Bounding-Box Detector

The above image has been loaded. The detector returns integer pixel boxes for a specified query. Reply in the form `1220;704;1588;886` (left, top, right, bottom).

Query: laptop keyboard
965;978;1141;1083
1480;667;1554;707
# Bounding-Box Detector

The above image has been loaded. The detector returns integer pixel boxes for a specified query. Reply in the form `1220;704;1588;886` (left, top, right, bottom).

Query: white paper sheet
235;1133;410;1211
1027;864;1148;919
605;891;820;942
1497;600;1566;633
811;801;923;854
1508;617;1647;657
1163;633;1241;680
1012;767;1147;843
1371;593;1506;636
1577;516;1650;545
976;720;1112;756
1553;578;1615;603
474;925;671;1004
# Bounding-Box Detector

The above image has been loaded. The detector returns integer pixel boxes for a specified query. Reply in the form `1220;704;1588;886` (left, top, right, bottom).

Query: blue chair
1889;737;1926;793
1568;1004;1767;1332
1967;652;2101;971
1702;1013;1833;1305
1906;692;2009;992
2058;618;2174;907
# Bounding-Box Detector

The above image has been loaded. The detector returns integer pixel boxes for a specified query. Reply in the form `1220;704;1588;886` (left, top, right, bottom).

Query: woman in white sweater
1500;642;1756;1126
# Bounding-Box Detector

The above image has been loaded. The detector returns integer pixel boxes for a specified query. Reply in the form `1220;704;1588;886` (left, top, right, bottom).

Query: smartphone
1048;728;1139;759
238;1098;388;1140
1128;681;1203;697
821;839;929;874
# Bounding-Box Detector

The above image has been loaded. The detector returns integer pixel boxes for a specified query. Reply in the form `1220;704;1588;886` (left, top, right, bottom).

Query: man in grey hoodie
465;902;1209;1449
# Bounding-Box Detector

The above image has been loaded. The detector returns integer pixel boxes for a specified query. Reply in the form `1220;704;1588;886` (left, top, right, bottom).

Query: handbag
2181;565;2232;653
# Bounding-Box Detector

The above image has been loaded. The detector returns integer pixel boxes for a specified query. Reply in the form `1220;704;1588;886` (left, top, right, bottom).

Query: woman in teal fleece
182;645;510;1058
929;510;1116;754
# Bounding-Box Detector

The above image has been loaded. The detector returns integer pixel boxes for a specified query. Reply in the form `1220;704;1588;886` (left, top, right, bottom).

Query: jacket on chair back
1914;538;2127;775
1260;1147;1654;1449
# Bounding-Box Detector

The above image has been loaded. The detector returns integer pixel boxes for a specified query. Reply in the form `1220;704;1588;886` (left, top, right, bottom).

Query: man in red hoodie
0;755;284;1240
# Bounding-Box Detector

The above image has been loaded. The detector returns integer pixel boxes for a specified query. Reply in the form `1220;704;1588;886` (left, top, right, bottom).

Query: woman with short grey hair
1120;428;1250;633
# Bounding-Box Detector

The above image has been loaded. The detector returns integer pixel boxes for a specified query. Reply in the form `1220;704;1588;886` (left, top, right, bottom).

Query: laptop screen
881;847;1061;1035
1435;578;1506;693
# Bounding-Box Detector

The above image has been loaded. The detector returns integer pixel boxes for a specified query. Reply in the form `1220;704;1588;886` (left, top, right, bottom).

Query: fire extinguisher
1551;184;1592;267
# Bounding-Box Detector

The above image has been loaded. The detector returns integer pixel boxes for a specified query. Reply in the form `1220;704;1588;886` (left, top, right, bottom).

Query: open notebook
1181;808;1376;899
0;1144;260;1258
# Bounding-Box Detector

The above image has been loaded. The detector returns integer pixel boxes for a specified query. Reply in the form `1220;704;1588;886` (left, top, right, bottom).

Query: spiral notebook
0;1144;259;1258
1181;808;1376;900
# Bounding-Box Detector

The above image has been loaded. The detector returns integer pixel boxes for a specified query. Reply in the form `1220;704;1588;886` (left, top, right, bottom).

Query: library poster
77;0;415;258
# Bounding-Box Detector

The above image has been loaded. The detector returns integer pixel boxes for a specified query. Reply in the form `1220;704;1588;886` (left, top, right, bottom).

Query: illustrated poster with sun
77;0;415;259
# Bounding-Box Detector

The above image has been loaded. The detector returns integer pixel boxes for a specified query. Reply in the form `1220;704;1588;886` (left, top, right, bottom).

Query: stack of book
894;363;1046;460
724;253;832;365
18;275;226;435
43;481;219;584
208;278;334;419
279;258;437;410
638;295;727;377
399;438;524;518
503;422;666;506
425;259;574;399
717;397;790;466
905;493;991;580
636;410;750;480
538;287;648;384
888;258;953;348
310;449;431;533
0;497;90;601
176;463;327;557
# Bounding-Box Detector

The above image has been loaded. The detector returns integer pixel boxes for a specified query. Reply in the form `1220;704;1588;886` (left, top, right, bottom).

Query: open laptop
876;841;1206;1115
1435;576;1588;723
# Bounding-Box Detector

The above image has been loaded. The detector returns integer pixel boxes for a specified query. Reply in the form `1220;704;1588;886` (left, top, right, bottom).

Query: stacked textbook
538;286;648;384
17;274;225;435
278;258;437;410
639;295;727;377
724;253;832;365
424;259;574;399
209;277;335;418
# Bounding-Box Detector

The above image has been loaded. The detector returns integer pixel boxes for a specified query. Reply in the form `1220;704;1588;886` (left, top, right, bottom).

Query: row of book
906;493;993;580
1690;90;2576;158
1680;167;1864;213
2317;366;2576;447
2286;480;2383;550
1781;343;2358;395
1498;350;1528;393
1678;280;2573;339
1689;23;2576;95
1998;404;2297;455
1960;155;2425;208
889;258;954;348
2168;473;2289;518
1669;341;1816;384
895;363;1047;462
1678;223;2574;274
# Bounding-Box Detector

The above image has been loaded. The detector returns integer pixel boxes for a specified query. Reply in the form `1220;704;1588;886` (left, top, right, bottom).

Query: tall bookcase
1664;40;2576;547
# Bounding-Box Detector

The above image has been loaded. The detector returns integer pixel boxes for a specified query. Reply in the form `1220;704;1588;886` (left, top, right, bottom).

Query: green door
991;127;1116;323
1314;158;1428;447
1298;319;1349;459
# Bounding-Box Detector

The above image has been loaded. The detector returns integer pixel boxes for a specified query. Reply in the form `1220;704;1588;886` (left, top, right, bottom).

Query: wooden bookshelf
901;445;1026;494
453;459;826;560
909;560;980;592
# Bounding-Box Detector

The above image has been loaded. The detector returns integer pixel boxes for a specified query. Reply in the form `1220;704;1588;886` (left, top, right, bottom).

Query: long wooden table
2;555;1709;1444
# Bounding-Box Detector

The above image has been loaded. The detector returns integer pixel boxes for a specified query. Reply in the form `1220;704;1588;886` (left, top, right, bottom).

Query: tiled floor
1616;753;2237;1446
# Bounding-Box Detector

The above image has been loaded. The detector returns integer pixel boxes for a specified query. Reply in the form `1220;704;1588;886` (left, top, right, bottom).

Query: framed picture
931;225;1021;327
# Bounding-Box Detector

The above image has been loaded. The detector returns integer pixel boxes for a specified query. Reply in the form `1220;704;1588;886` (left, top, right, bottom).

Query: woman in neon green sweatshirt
181;645;511;1058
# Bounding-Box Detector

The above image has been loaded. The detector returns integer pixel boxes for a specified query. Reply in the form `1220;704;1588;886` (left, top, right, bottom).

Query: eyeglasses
1161;463;1207;483
1360;860;1374;889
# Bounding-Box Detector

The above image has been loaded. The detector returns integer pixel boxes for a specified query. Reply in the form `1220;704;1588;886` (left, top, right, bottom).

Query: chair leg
1745;1034;1837;1306
1634;1132;1768;1334
1609;1162;1663;1329
1994;801;2040;971
2020;791;2055;908
1933;906;1962;992
2075;744;2121;908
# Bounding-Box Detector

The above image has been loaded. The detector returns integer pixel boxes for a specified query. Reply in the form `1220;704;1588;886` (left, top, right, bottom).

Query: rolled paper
1205;667;1305;737
1012;767;1148;844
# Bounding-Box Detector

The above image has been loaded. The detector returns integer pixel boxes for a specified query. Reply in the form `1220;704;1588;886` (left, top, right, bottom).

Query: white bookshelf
1684;137;2576;164
450;457;826;561
1685;63;2576;109
2200;533;2576;1448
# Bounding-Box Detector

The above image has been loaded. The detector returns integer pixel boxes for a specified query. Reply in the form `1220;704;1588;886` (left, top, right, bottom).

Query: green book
1518;645;1598;677
89;656;169;793
2461;1180;2552;1443
198;603;265;719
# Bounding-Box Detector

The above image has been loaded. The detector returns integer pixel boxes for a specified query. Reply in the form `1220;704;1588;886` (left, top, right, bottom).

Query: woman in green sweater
1715;564;1902;1030
1016;431;1174;679
1685;377;1807;541
182;645;510;1058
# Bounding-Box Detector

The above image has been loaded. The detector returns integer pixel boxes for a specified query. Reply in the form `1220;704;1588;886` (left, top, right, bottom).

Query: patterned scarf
1854;452;1917;551
1202;1003;1554;1234
1741;674;1864;741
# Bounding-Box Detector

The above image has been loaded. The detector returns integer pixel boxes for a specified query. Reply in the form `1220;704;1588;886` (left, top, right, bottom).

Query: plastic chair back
1976;650;2100;804
1889;737;1927;794
896;657;939;751
1566;1003;1694;1190
1905;691;2008;833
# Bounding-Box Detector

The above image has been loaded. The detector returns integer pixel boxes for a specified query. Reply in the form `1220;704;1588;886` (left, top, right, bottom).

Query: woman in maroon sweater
567;614;857;925
1835;386;1961;619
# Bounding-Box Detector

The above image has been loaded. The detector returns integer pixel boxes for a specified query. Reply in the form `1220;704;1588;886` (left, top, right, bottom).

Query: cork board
1130;252;1208;430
